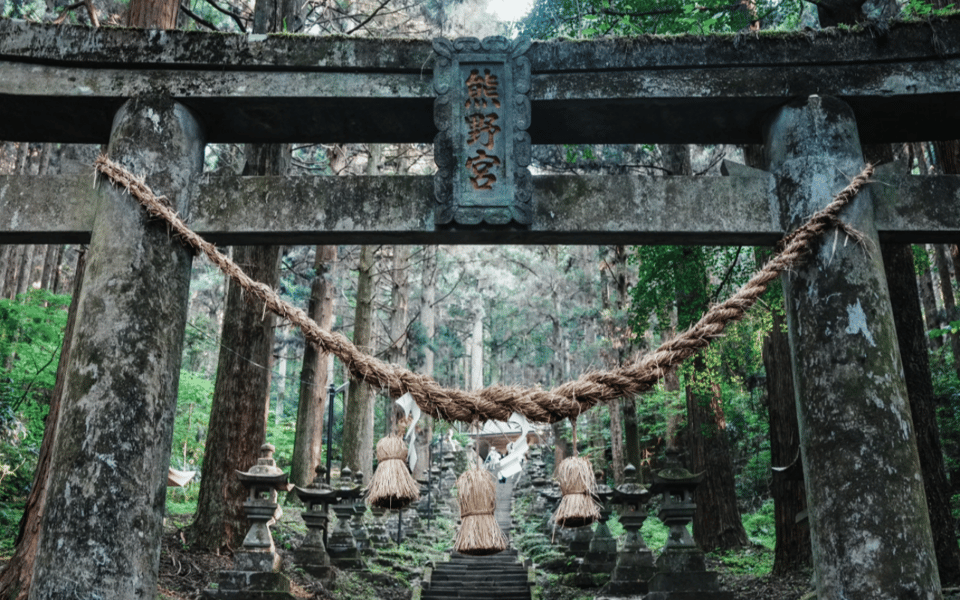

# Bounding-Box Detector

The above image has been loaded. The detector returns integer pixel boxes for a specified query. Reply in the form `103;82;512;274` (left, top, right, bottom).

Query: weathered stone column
30;95;203;600
765;95;940;599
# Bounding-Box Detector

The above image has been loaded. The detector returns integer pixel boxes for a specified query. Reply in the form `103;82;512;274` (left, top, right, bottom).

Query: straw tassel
366;435;420;510
454;466;507;556
553;456;600;528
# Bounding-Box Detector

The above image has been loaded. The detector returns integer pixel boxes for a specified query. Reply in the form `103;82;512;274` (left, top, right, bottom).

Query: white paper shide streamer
395;392;421;473
498;412;532;479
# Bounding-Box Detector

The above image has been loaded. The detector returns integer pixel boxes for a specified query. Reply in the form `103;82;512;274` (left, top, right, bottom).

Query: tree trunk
14;244;34;297
469;310;483;391
0;245;12;298
4;246;23;298
188;92;289;548
664;144;746;552
933;244;960;380
39;246;59;292
414;245;438;482
126;0;179;28
275;348;287;425
918;253;943;349
609;244;643;472
600;247;626;483
52;246;69;295
686;369;748;551
607;399;624;483
290;245;337;487
342;244;377;477
882;242;960;586
188;245;280;551
0;251;85;600
762;300;812;575
385;245;410;435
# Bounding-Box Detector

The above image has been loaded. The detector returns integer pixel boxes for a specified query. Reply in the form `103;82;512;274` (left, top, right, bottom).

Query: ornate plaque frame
433;36;532;226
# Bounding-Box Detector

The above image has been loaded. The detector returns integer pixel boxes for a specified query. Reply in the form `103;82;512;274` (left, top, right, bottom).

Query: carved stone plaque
433;36;532;226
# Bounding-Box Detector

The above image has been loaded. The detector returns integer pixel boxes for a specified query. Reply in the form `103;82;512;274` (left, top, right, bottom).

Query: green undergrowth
710;546;774;576
0;500;24;557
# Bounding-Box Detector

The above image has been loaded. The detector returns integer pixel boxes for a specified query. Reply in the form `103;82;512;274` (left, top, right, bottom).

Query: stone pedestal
645;549;733;600
328;502;364;569
576;484;619;588
205;570;293;600
351;502;373;555
565;524;593;558
292;465;335;582
367;505;392;548
602;508;656;595
205;444;294;600
293;508;332;581
645;451;728;600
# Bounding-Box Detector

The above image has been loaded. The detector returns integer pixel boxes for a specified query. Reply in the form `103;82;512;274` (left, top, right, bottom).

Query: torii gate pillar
766;95;941;598
30;96;202;599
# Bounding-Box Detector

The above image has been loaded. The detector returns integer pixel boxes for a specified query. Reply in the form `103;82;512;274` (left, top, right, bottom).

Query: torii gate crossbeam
3;16;960;600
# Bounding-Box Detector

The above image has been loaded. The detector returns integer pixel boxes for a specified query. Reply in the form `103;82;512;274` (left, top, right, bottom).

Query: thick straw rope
94;155;874;426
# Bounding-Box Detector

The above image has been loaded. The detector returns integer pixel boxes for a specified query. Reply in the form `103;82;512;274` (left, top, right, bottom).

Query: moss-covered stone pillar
765;95;940;599
30;96;203;600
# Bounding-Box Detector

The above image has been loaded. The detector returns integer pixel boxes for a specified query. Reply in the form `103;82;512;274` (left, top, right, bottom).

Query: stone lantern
575;470;618;587
654;448;702;551
235;443;291;570
350;470;373;555
293;465;336;581
204;443;294;600
327;466;364;570
601;463;657;595
646;448;732;600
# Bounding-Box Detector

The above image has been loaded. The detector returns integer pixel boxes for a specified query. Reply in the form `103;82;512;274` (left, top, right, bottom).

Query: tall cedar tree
0;252;85;600
342;243;377;477
665;145;747;551
187;242;280;550
761;279;812;574
290;245;337;487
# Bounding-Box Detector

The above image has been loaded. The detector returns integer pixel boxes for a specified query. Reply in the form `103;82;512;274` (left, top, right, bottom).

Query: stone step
430;571;527;585
421;594;531;600
421;590;531;600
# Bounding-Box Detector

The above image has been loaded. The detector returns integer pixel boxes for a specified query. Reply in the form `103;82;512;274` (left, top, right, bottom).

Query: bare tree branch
181;3;220;30
202;0;248;31
345;0;392;34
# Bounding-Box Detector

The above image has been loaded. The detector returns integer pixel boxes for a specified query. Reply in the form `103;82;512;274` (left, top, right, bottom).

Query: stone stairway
420;477;532;600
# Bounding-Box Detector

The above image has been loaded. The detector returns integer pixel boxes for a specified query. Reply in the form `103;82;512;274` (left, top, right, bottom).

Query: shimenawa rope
93;155;874;426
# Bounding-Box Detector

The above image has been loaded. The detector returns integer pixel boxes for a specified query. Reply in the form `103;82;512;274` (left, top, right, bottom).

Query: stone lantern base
204;571;295;600
645;548;733;600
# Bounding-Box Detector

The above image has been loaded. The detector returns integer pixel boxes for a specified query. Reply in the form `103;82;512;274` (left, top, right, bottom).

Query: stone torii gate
2;15;960;600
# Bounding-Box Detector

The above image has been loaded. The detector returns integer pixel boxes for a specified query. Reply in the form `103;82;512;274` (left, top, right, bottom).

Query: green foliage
901;0;957;18
0;290;69;501
929;319;960;339
0;500;24;556
170;370;215;473
741;500;775;549
710;546;774;575
520;0;774;39
0;290;70;411
328;571;382;600
639;513;670;551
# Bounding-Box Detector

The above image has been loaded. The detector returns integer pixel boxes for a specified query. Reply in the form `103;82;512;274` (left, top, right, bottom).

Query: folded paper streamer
395;392;422;473
497;412;532;479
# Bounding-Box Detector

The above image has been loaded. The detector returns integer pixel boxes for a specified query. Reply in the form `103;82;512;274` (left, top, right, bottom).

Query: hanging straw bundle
366;435;420;510
454;466;507;556
553;455;600;528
